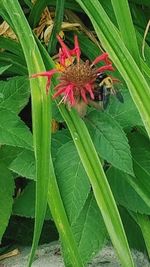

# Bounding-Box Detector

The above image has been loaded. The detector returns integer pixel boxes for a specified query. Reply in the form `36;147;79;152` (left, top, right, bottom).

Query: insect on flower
31;35;121;115
93;72;124;109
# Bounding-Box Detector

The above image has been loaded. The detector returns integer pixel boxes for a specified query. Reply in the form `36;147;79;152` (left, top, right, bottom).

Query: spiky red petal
31;69;59;94
70;35;81;62
85;83;94;99
81;89;88;103
96;65;115;73
57;35;71;59
53;87;67;98
91;53;110;66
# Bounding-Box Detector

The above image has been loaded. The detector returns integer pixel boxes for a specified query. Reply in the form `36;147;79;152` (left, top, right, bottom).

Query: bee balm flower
31;35;114;107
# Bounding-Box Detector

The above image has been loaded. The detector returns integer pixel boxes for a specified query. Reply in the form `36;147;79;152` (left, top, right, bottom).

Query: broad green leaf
86;110;133;176
51;129;71;160
0;145;22;167
0;108;33;149
123;175;150;212
128;131;150;174
13;181;51;220
107;130;150;211
0;64;12;75
106;89;143;129
107;167;150;214
127;131;150;206
52;101;63;122
71;192;107;264
55;141;91;223
0;77;30;114
9;130;71;180
0;163;14;241
9;149;35;180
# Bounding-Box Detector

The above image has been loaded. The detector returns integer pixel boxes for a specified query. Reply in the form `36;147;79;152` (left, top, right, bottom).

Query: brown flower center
60;60;97;86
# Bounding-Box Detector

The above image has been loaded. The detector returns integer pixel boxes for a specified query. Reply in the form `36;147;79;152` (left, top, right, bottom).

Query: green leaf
106;89;143;129
86;110;133;175
107;167;150;214
0;64;12;75
0;76;30;114
111;0;141;67
119;207;146;252
28;6;134;267
130;212;150;258
129;0;150;6
71;192;107;264
127;131;150;207
24;0;33;8
13;181;51;220
128;131;150;175
29;0;81;27
76;0;150;139
107;130;150;212
0;36;24;59
9;149;35;180
48;0;65;54
9;130;71;180
52;101;63;122
55;141;91;223
0;108;33;149
0;163;14;241
130;3;148;31
0;52;27;75
0;145;22;167
51;129;71;160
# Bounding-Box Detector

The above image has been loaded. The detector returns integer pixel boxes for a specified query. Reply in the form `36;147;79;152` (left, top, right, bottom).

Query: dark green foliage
0;0;150;266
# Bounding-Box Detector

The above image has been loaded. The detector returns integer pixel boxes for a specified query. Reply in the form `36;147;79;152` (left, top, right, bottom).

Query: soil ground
1;242;149;267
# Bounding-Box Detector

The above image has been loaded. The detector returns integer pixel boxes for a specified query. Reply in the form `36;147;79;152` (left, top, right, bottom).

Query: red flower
31;35;114;106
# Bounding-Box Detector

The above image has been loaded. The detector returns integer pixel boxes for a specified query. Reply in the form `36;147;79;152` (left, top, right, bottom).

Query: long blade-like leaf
111;0;141;66
1;1;51;266
76;0;150;138
36;34;135;267
1;2;84;267
47;0;65;54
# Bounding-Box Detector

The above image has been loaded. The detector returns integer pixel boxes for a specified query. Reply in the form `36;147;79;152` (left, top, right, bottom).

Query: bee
93;72;124;109
73;73;124;117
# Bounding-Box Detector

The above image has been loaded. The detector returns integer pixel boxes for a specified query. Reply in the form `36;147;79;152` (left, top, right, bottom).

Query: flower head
31;35;114;107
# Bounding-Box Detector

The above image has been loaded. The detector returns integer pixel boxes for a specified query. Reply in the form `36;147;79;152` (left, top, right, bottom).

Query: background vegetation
0;1;150;266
